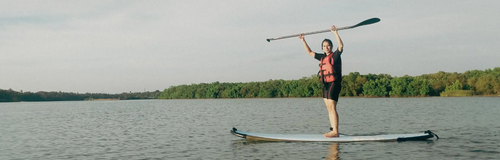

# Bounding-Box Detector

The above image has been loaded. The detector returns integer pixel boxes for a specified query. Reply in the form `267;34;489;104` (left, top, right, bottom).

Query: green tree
476;74;497;95
389;76;412;97
362;78;391;97
445;80;463;92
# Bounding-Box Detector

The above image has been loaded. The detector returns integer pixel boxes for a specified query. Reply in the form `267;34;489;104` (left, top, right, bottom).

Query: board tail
231;127;246;138
396;130;439;141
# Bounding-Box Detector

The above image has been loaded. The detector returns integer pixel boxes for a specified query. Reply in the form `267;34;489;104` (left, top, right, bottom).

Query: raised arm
299;34;315;57
331;25;343;52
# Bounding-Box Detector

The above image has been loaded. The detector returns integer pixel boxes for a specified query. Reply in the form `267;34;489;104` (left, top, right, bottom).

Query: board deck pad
230;128;437;142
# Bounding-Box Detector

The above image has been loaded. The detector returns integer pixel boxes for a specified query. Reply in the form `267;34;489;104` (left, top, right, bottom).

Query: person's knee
330;104;337;110
327;100;336;109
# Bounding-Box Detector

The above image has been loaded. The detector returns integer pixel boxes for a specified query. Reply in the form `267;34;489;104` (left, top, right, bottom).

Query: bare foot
323;131;339;138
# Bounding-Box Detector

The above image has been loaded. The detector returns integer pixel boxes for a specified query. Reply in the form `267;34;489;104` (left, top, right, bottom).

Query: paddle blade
354;18;380;27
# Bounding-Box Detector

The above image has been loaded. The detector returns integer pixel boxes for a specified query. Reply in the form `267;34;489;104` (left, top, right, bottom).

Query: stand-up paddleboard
230;128;438;142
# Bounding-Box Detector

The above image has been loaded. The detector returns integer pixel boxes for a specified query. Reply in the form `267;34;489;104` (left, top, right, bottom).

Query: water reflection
231;140;341;159
326;143;339;160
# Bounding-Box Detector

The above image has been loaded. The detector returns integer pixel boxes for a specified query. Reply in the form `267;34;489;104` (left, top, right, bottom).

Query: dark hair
322;39;333;53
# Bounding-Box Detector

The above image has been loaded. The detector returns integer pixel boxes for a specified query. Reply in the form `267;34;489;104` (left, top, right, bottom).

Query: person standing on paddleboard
299;25;343;138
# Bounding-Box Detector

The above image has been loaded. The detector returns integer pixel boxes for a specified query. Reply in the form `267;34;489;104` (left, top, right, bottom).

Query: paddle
266;18;381;42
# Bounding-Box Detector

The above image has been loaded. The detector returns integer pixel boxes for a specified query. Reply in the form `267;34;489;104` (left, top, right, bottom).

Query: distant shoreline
84;98;120;101
4;96;499;103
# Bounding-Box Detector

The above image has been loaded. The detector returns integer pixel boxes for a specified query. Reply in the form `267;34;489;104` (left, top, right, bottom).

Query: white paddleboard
230;128;438;142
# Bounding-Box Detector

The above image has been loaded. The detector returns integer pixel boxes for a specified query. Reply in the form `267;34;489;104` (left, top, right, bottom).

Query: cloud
1;0;500;93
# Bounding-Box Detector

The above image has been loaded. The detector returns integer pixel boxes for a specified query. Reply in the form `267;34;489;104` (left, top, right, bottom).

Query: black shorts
322;81;341;101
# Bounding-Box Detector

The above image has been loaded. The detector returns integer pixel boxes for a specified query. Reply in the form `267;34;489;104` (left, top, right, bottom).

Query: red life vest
319;54;335;83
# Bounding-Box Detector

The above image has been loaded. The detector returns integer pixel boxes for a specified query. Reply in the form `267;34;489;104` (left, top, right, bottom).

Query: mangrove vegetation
158;67;500;99
2;68;499;102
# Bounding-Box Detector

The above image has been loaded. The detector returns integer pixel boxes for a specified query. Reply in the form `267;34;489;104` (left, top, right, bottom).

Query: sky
1;0;499;93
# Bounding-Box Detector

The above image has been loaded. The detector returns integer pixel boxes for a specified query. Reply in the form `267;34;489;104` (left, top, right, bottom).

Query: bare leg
323;98;339;137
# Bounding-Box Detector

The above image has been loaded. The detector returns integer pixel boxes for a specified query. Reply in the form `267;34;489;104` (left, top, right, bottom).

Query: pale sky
1;0;499;93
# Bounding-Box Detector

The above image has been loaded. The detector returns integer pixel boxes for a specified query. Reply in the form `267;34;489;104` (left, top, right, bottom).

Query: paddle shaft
266;18;380;42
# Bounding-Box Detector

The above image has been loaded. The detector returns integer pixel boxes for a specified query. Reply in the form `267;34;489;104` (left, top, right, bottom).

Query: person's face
322;41;332;54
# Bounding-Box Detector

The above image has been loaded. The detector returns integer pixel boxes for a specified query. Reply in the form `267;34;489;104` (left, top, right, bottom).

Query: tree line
158;67;500;99
2;67;499;102
0;90;161;102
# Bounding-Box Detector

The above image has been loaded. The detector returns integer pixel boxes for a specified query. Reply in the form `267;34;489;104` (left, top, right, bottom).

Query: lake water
0;97;499;159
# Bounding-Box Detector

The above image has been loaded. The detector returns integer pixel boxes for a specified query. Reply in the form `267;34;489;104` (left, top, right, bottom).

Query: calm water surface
0;97;499;159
